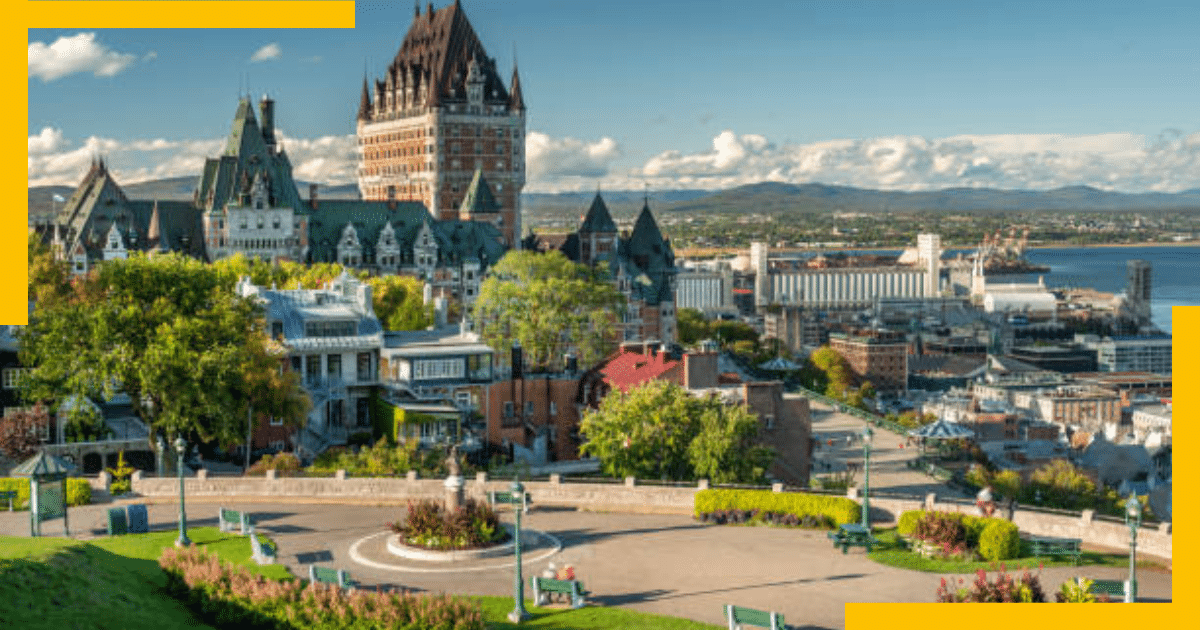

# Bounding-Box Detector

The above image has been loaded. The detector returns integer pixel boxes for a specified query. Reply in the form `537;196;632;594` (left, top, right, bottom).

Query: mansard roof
305;201;432;264
459;168;501;215
381;1;513;110
579;193;617;234
196;97;303;214
434;219;506;267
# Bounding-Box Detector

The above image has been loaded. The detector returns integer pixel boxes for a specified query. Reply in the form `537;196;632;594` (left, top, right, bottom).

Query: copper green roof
578;193;617;234
197;98;303;215
458;169;501;215
11;451;76;479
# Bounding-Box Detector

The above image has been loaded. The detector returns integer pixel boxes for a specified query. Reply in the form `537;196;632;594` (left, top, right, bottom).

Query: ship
977;227;1050;275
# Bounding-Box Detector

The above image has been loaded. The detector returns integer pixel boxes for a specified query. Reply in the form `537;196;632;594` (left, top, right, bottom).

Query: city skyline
28;0;1200;195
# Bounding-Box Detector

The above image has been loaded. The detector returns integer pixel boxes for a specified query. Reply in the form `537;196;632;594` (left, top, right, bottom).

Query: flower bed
388;498;507;551
159;545;485;630
698;508;834;529
898;509;1020;562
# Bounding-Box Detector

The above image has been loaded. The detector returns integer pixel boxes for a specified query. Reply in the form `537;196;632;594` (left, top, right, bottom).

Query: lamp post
507;476;529;623
861;425;873;529
174;437;191;548
1124;492;1141;603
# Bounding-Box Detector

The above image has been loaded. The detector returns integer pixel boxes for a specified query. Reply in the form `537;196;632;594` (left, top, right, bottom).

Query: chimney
387;185;397;210
260;95;276;149
512;344;524;380
683;351;718;390
309;184;318;210
434;297;447;328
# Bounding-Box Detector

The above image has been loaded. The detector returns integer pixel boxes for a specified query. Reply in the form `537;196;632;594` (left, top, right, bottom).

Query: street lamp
1124;492;1141;603
507;475;529;623
174;436;191;548
860;425;873;529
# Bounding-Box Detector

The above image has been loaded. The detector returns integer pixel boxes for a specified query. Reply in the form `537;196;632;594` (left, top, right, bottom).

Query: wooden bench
309;565;357;591
248;526;275;565
219;507;251;535
826;523;876;553
126;504;150;534
489;490;532;513
0;490;17;511
1027;536;1082;565
723;604;786;630
531;576;589;609
1088;579;1130;601
106;507;128;536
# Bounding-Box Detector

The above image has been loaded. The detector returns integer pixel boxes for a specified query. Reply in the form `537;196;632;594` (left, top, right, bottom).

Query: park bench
309;565;357;591
1087;578;1130;601
723;604;786;630
1027;536;1082;565
126;504;150;534
1;490;17;511
219;507;251;535
106;507;128;536
248;526;275;565
826;523;877;553
531;576;589;609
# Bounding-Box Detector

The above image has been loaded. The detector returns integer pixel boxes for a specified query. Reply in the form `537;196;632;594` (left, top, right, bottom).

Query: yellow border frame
10;3;1183;629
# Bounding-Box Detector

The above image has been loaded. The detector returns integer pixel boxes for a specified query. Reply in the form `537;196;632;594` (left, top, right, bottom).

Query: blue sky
27;0;1200;193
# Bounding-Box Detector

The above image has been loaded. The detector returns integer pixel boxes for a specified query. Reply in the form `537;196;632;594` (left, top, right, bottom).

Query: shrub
106;450;137;495
912;511;967;548
245;452;303;477
937;565;1046;602
897;509;925;536
0;478;90;509
1056;577;1099;603
694;489;859;527
978;520;1021;561
159;545;486;630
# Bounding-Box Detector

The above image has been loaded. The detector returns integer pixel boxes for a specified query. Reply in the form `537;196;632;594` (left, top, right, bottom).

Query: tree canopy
19;253;309;447
578;380;774;484
472;250;624;373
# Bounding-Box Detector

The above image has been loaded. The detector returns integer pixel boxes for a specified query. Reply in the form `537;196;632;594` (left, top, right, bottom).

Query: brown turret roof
380;1;513;111
509;62;525;111
358;76;372;120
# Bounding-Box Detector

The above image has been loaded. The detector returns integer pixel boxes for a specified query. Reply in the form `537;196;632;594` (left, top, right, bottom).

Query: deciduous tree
0;403;50;461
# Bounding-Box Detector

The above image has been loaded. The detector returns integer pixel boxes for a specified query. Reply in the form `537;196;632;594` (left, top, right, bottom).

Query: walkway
0;498;1171;630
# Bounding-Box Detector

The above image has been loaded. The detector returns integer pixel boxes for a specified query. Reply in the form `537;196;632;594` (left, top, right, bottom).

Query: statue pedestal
444;475;464;512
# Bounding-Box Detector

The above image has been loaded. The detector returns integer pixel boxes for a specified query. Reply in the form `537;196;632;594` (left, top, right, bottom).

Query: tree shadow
545;522;708;546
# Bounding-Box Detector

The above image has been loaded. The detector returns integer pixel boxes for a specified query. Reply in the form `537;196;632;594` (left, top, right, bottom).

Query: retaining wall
127;470;1170;558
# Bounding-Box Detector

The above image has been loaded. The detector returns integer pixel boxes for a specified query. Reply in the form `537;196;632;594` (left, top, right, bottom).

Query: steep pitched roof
579;193;617;234
305;201;431;264
358;76;372;121
197;98;303;214
618;201;676;305
458;168;501;215
382;1;513;110
509;62;525;111
433;220;506;267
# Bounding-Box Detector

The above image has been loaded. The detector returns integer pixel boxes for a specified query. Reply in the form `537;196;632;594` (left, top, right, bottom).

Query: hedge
0;478;91;510
695;489;860;527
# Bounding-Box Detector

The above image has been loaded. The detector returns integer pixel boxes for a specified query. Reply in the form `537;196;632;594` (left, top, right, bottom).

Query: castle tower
357;1;525;248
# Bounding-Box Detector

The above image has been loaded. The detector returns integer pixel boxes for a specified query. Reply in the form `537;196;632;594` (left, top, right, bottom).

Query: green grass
0;526;288;630
0;527;723;630
866;529;1170;573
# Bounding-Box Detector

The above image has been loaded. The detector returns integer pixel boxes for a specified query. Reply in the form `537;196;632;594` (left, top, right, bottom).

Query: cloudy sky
27;0;1200;194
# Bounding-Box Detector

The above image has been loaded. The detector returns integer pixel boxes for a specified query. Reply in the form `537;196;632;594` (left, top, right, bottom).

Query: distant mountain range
28;178;1200;224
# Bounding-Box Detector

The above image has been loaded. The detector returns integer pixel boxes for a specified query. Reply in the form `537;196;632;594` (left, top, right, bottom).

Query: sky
26;0;1200;194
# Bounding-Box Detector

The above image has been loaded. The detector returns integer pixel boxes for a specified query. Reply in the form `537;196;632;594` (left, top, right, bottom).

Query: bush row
0;478;91;510
694;489;859;527
158;545;485;630
698;509;834;529
898;510;1020;561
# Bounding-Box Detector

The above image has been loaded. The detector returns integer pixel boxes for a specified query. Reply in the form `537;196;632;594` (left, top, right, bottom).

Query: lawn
0;527;723;630
866;529;1170;574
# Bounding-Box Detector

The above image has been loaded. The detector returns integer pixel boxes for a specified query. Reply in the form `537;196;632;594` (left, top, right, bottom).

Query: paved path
0;498;1171;629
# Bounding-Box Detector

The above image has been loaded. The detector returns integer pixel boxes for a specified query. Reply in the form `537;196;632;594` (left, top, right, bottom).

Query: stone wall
128;471;1171;558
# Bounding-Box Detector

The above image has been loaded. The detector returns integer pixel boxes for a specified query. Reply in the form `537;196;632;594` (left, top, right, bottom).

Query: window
524;401;534;416
271;321;283;338
304;321;357;338
327;354;341;380
503;401;514;417
549;402;557;416
357;398;371;427
412;358;464;381
306;355;321;385
270;416;283;426
270;440;286;452
2;368;28;389
357;352;372;381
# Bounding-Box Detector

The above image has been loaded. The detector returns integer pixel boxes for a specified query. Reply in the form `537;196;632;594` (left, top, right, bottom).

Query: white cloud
28;32;137;81
143;51;158;62
273;130;358;184
28;127;64;154
250;43;281;63
525;132;621;183
545;130;1200;194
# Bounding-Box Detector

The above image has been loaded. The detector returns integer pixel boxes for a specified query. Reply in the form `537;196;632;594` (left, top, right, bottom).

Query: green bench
309;565;357;591
827;523;876;553
219;507;251;535
489;490;532;513
1088;579;1130;601
249;526;275;565
0;490;16;511
1028;536;1082;565
723;604;785;630
531;576;589;609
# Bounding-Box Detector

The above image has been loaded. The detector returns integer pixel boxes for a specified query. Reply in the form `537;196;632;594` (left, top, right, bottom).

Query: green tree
578;380;775;484
1025;459;1097;510
368;274;432;331
472;250;624;372
809;345;856;399
676;308;710;345
20;253;303;449
27;232;70;305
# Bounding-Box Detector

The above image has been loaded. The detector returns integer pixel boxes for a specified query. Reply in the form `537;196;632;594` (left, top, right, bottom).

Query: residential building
357;0;526;248
1076;333;1172;374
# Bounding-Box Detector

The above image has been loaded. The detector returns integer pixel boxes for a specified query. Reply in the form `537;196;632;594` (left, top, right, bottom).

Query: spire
358;75;372;121
579;192;617;234
459;168;501;216
147;200;164;251
509;57;525;112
